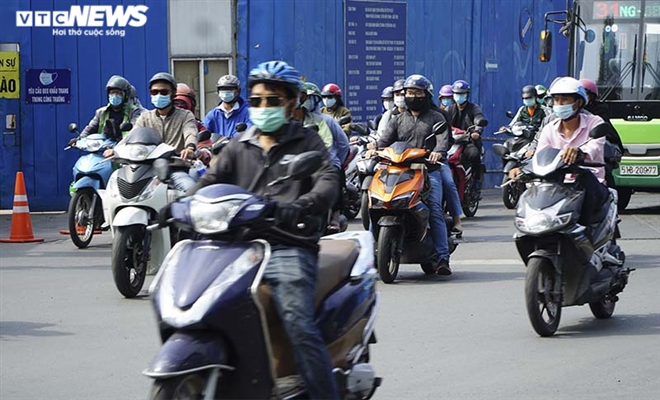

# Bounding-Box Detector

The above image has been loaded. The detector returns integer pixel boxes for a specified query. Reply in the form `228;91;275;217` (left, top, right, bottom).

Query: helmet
106;75;130;97
321;83;342;97
535;84;547;98
549;76;588;105
392;79;406;93
522;85;537;98
175;83;197;108
248;60;302;98
127;84;138;100
451;80;470;94
149;72;176;92
380;86;394;99
439;84;453;97
403;74;432;95
216;74;240;90
303;82;322;97
579;78;598;96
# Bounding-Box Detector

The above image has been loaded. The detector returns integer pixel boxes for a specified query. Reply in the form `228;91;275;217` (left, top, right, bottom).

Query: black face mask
405;96;428;112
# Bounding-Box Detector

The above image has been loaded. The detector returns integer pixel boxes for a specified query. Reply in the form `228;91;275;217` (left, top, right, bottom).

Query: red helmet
321;83;342;97
175;83;197;108
579;78;598;96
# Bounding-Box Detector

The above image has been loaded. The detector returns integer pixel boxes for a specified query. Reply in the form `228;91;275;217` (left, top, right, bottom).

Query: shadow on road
620;205;660;215
383;269;524;285
0;321;73;339
556;312;660;338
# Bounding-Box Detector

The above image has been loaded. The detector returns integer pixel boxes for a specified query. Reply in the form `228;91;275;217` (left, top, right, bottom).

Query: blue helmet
392;79;406;93
451;79;470;94
380;86;394;99
403;74;433;96
248;60;302;98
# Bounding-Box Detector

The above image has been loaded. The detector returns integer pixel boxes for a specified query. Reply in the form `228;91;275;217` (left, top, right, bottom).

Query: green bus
541;0;660;209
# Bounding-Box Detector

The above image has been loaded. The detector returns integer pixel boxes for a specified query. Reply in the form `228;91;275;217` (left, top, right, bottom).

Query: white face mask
383;100;394;110
394;96;406;109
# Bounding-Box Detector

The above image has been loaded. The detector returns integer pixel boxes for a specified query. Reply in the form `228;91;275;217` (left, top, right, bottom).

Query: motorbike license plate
619;165;658;176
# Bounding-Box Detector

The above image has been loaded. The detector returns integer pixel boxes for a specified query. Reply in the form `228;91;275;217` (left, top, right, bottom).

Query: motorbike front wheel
501;176;520;209
525;257;562;337
377;226;400;283
343;192;361;221
150;373;208;400
589;295;616;319
67;188;97;249
111;225;148;298
361;192;370;231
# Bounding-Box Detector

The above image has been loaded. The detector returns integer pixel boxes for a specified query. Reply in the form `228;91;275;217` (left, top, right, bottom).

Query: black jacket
190;121;339;250
377;107;451;168
446;102;485;131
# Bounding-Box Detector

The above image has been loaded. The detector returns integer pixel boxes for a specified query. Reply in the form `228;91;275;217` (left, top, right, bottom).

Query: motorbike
65;123;115;248
493;121;537;209
352;121;380;230
512;124;633;337
368;133;458;283
447;118;488;217
103;126;186;298
143;152;381;399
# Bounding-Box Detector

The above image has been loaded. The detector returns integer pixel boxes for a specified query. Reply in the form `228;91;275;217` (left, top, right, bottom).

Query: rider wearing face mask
320;83;353;136
438;85;455;111
373;85;394;130
202;75;253;139
76;75;142;147
510;77;609;228
174;83;212;166
188;60;340;400
376;79;406;136
503;85;551;131
446;79;487;189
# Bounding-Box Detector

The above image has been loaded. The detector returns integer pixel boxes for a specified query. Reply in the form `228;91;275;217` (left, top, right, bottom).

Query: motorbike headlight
515;210;572;234
390;192;415;209
107;175;120;199
125;144;155;161
370;193;384;209
136;176;161;202
190;199;243;234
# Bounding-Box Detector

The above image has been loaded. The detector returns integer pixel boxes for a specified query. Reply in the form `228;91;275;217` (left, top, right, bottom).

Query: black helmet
149;72;177;92
522;85;537;98
392;79;406;93
106;75;130;98
403;74;432;96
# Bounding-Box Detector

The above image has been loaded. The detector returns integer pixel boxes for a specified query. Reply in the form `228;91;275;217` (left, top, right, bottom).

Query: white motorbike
103;127;184;298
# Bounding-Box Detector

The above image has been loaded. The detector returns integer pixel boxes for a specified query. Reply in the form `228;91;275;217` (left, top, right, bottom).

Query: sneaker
436;258;452;276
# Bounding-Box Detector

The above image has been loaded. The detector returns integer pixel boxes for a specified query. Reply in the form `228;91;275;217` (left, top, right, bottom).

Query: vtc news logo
16;5;148;28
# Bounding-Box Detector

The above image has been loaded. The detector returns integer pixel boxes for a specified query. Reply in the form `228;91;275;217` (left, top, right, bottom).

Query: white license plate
619;165;658;176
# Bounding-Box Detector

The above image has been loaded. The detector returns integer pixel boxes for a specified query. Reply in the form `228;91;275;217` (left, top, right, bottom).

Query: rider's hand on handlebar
508;167;522;180
428;152;443;164
68;137;78;147
366;142;377;150
470;132;481;140
103;148;115;158
524;149;535;159
274;201;306;231
180;147;196;160
560;147;581;165
365;149;377;158
157;204;172;228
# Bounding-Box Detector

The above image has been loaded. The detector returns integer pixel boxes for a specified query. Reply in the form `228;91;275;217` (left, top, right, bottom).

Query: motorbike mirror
492;143;510;157
338;115;352;125
506;111;515;119
475;118;488;128
235;123;247;133
68;123;79;133
351;123;367;136
304;124;320;133
212;138;228;155
540;29;552;62
198;130;211;142
432;121;447;134
119;122;133;132
287;151;323;180
589;123;609;139
153;158;170;182
368;120;377;131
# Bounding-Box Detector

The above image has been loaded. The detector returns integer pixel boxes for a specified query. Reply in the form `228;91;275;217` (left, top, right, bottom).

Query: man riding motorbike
203;74;252;139
438;84;455;111
376;79;406;136
187;60;340;399
368;74;453;275
374;85;394;129
502;85;551;131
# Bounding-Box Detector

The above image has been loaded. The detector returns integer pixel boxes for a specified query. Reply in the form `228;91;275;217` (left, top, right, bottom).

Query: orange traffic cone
0;172;44;243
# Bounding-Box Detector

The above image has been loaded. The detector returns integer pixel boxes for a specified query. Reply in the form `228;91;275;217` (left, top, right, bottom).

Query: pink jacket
537;112;607;183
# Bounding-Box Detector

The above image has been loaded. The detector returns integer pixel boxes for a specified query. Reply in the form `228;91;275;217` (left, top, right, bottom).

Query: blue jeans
428;170;450;260
262;247;339;400
439;164;463;218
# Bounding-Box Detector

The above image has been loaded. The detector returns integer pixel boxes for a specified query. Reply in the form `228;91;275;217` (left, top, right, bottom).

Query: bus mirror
585;29;596;44
540;30;552;62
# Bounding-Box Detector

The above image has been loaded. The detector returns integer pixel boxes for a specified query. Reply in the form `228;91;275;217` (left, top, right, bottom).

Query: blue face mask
523;98;536;107
323;98;336;108
151;94;171;109
441;98;453;107
553;102;577;120
218;90;236;103
109;94;123;107
453;93;468;104
249;106;287;133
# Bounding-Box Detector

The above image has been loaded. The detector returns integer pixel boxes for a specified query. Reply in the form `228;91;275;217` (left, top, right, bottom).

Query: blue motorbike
66;123;115;248
144;152;381;399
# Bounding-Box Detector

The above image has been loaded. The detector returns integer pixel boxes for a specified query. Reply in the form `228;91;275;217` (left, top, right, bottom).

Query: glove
68;137;78;146
158;203;173;228
274;201;307;231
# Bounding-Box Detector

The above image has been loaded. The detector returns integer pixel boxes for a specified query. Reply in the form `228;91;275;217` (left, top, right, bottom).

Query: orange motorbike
368;141;458;283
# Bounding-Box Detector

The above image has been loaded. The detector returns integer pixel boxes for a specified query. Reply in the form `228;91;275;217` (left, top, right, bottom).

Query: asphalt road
1;189;659;400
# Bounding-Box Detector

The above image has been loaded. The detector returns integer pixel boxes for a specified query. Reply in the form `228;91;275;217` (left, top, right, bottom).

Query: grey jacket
378;108;451;162
134;107;198;151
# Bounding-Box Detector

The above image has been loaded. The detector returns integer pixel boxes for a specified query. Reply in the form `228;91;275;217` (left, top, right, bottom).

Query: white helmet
548;77;588;105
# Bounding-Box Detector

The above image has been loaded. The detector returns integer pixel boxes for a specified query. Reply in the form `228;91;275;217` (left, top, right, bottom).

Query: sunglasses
150;88;172;96
248;95;285;107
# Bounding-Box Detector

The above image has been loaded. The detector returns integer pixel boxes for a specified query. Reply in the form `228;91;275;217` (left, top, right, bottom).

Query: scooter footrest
274;375;304;397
